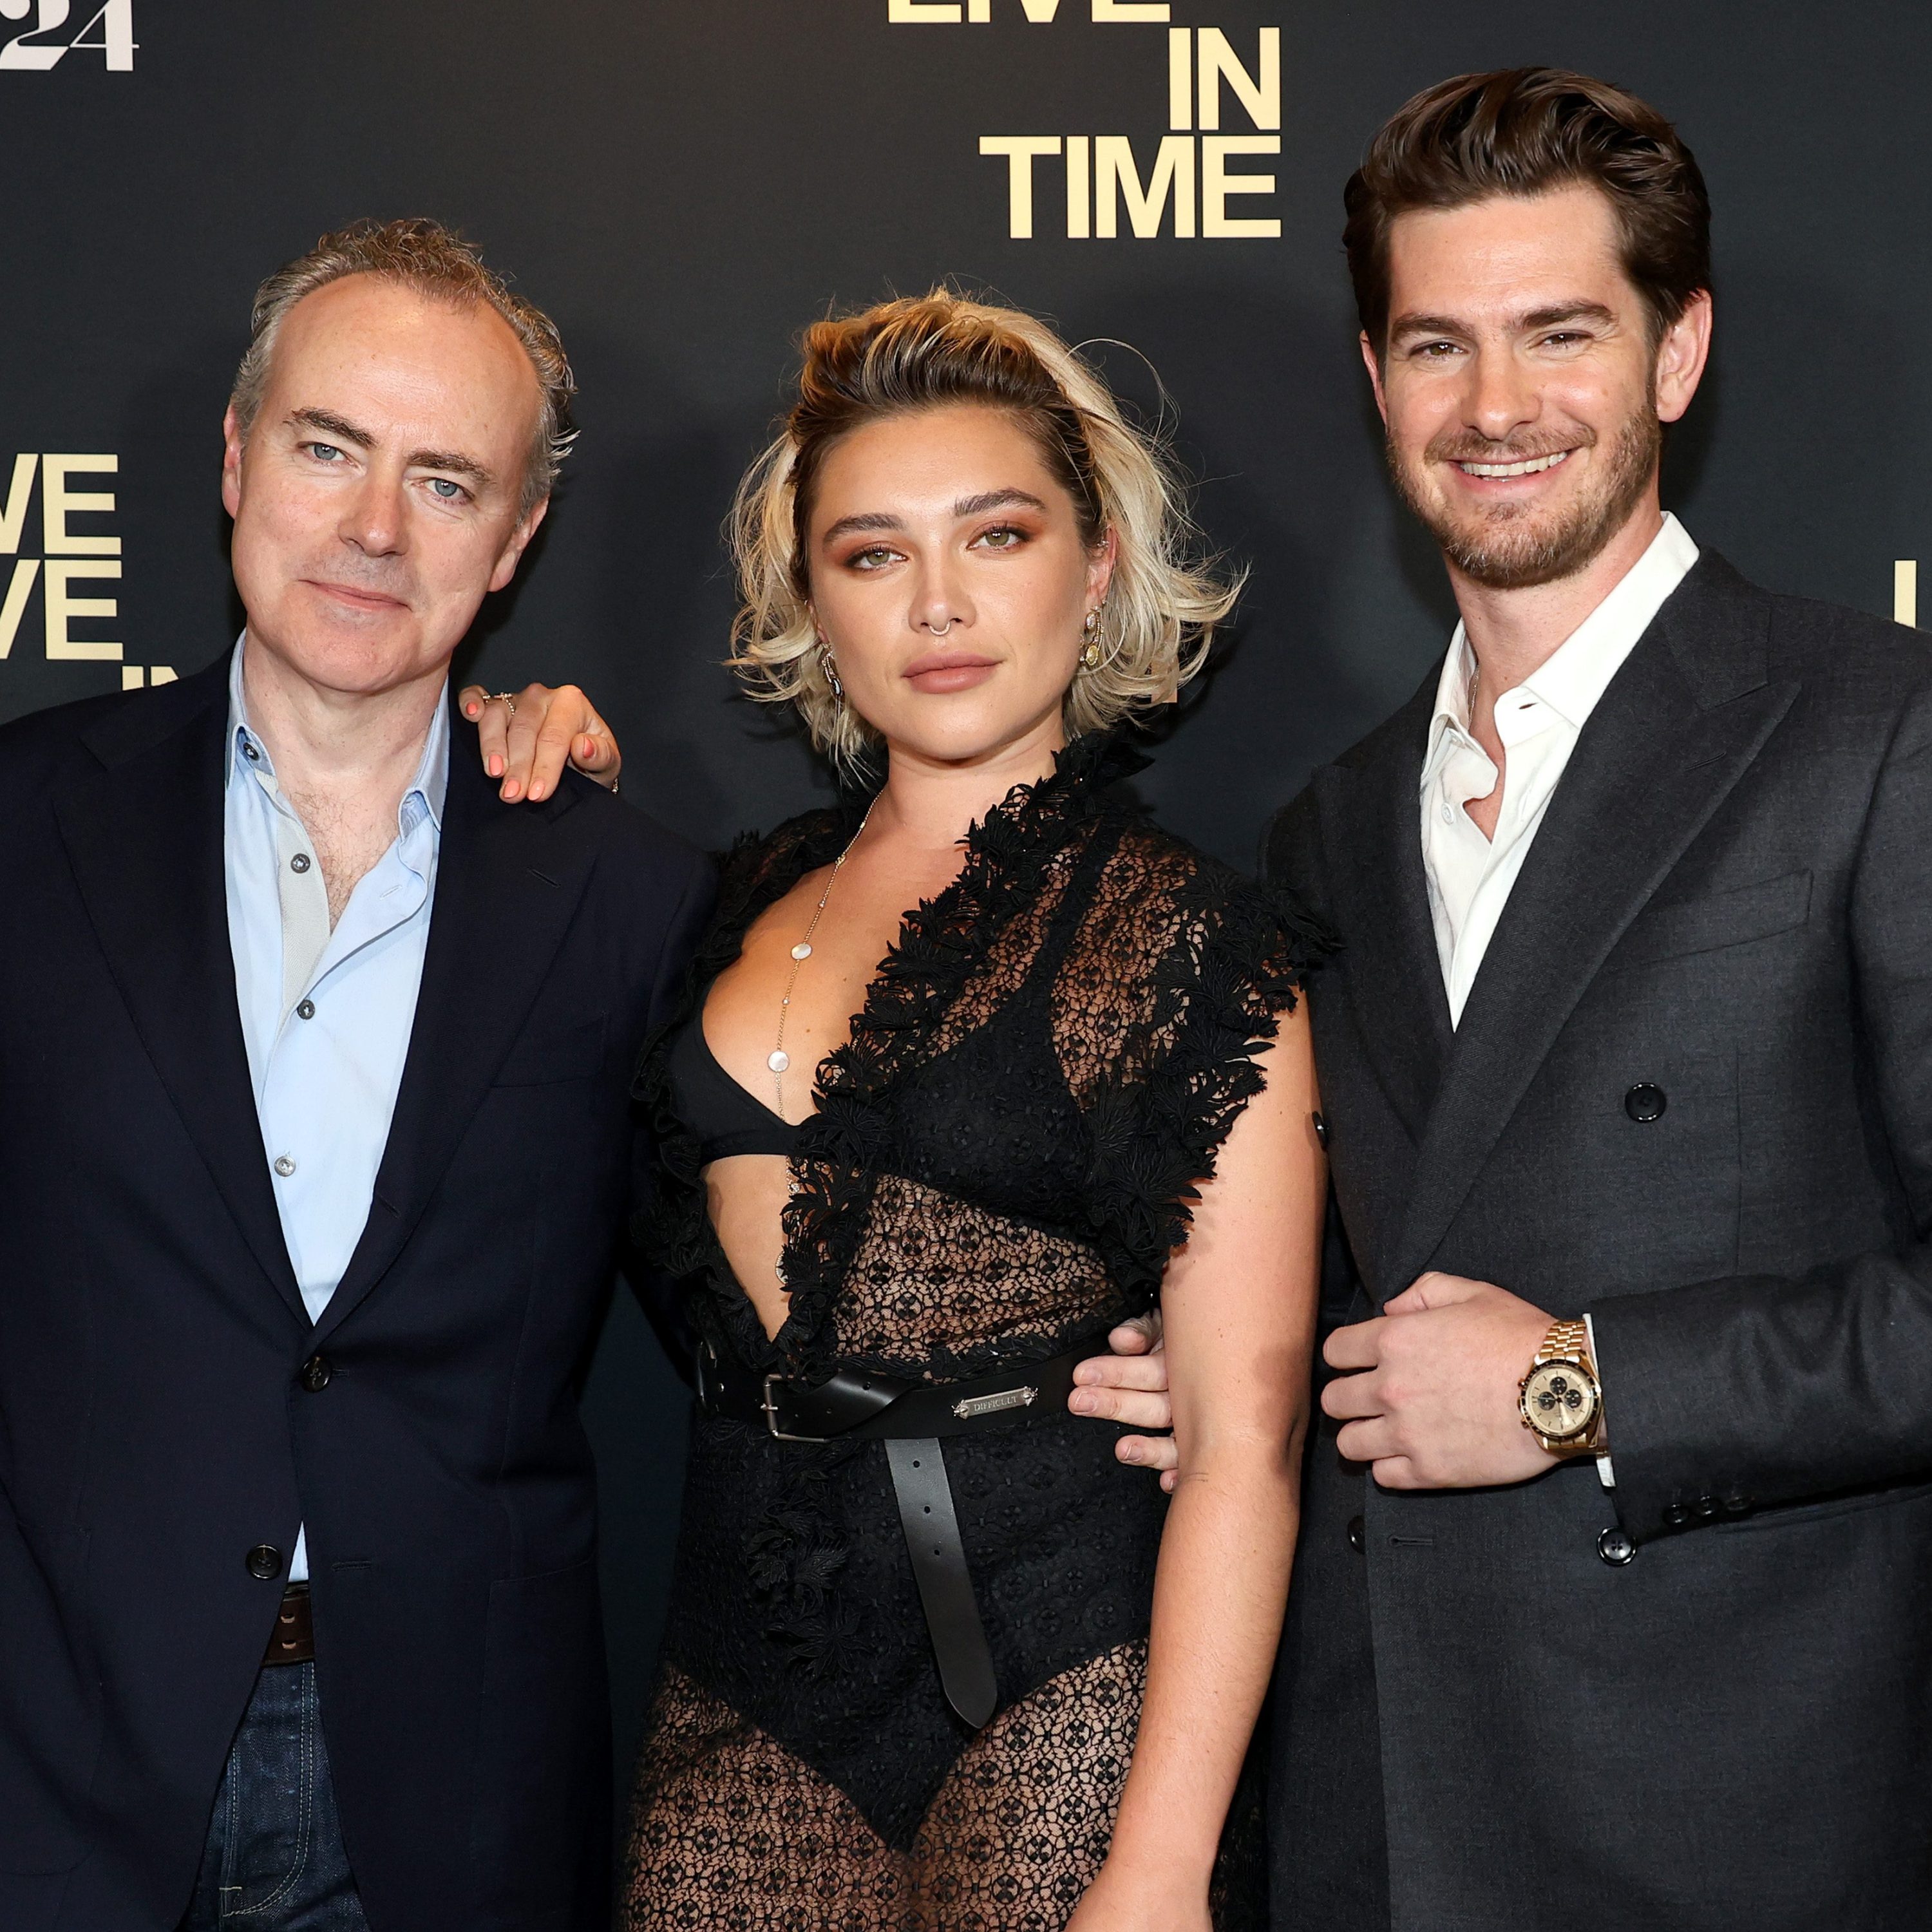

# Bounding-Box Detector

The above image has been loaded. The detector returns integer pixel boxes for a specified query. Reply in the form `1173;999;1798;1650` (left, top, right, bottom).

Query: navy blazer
0;657;712;1931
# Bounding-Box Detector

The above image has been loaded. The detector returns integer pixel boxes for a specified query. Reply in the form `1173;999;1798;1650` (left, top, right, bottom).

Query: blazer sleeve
622;844;717;1387
1591;678;1932;1539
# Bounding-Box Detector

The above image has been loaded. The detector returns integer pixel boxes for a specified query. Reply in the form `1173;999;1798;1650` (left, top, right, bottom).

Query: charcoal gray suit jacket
1266;552;1932;1931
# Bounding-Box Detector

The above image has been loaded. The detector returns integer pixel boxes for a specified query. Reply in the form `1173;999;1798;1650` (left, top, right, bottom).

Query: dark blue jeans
176;1662;368;1931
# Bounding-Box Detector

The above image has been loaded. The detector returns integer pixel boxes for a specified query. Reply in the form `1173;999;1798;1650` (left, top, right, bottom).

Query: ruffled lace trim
630;733;1331;1679
1082;867;1334;1303
634;731;1150;1376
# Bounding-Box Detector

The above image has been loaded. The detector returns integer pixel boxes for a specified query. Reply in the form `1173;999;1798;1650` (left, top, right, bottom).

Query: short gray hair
229;217;577;518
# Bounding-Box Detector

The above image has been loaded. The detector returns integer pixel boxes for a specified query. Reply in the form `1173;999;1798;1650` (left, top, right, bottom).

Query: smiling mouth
1455;450;1573;479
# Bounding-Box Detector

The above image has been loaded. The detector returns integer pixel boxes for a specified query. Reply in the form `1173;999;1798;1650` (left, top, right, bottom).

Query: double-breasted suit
1268;554;1932;1929
0;659;710;1931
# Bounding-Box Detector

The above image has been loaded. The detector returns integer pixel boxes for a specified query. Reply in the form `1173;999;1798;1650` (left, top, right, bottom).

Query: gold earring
1081;607;1104;670
819;643;844;702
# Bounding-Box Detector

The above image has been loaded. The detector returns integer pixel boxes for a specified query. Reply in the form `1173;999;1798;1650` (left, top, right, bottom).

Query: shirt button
296;999;316;1021
290;853;312;874
1441;802;1454;823
273;1155;296;1177
245;1544;284;1581
243;743;260;762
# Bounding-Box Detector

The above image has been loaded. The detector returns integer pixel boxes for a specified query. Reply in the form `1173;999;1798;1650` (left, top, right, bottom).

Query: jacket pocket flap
1611;869;1812;974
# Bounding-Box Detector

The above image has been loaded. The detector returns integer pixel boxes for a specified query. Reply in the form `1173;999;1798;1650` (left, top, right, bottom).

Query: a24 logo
0;0;135;71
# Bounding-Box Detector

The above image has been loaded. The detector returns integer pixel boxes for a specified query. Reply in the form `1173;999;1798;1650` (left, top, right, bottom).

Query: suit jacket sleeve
623;844;717;1387
1592;679;1932;1537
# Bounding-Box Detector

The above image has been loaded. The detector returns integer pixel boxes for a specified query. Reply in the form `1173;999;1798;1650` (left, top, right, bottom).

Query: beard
1387;406;1663;591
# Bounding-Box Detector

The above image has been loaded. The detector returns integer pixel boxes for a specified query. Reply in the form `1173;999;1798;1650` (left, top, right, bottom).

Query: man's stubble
1387;404;1663;592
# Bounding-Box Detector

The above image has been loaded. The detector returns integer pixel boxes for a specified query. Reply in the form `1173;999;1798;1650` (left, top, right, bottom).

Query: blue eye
309;442;344;462
428;478;466;501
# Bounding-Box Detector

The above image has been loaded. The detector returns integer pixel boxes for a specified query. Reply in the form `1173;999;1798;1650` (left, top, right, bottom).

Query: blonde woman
623;294;1326;1931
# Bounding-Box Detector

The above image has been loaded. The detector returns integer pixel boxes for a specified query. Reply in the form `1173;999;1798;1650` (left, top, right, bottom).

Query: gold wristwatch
1517;1320;1604;1455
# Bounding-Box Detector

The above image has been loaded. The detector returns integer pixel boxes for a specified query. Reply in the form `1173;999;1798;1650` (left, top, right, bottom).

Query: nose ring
927;620;953;636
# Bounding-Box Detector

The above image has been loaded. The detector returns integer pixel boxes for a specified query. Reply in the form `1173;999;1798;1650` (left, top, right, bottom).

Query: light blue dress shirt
223;639;448;1580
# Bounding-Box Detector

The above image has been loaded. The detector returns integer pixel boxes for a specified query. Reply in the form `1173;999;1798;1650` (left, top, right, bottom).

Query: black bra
665;1016;806;1162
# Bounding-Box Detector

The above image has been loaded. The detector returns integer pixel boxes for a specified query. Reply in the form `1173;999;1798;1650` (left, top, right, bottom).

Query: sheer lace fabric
627;735;1325;1928
623;1646;1144;1931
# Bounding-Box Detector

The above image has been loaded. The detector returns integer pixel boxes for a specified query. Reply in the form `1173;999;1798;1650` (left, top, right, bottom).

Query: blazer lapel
310;738;602;1347
53;661;307;1323
1318;673;1454;1147
1388;554;1797;1290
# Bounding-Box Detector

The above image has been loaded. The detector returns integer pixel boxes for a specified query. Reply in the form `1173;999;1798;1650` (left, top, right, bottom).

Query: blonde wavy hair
730;291;1240;770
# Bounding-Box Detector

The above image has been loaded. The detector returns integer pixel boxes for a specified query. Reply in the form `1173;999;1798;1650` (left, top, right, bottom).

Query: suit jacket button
1722;1492;1753;1515
1347;1515;1365;1553
1598;1528;1637;1566
246;1544;284;1581
1694;1495;1721;1520
1663;1502;1690;1528
301;1354;332;1393
1624;1084;1667;1123
1311;1111;1329;1150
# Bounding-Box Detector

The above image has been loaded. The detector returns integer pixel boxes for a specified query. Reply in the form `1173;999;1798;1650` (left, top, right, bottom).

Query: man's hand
1321;1273;1557;1489
1070;1312;1180;1492
458;683;621;802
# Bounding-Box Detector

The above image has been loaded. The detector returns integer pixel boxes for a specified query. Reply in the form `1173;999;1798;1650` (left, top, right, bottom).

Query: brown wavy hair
1345;68;1711;354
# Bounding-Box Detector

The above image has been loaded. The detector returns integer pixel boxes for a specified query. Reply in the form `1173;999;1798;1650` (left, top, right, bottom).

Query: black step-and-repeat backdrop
7;0;1929;1790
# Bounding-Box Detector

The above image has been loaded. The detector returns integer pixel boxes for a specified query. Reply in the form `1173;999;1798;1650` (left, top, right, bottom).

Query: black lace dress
622;735;1325;1929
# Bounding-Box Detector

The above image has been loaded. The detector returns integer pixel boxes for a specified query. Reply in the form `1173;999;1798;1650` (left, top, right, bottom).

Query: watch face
1521;1360;1599;1441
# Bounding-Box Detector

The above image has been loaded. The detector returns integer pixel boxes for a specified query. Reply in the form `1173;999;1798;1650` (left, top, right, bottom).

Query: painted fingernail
488;755;504;777
529;783;546;800
464;701;480;717
504;781;522;800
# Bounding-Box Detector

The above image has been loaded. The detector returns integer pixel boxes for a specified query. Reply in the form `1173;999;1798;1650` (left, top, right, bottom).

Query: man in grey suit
1083;65;1932;1929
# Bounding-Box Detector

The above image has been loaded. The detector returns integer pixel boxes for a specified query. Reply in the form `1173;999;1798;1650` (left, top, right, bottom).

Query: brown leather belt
696;1336;1104;1731
262;1584;314;1667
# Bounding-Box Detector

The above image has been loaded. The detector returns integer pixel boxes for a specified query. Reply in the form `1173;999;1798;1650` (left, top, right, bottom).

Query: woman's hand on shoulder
458;681;621;802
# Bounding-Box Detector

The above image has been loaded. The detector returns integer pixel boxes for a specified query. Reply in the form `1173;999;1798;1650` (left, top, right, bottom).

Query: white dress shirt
1419;513;1700;1027
223;638;447;1580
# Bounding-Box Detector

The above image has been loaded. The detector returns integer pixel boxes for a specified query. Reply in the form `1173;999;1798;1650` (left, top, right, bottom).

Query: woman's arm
1071;1003;1325;1930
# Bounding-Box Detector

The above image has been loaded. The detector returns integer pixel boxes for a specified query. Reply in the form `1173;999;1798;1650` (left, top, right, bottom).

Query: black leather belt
697;1337;1099;1729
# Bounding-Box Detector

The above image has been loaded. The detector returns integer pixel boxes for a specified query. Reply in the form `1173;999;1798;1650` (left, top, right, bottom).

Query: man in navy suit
0;219;708;1931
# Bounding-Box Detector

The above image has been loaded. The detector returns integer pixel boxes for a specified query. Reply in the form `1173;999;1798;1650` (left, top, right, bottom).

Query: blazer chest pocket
1609;869;1812;974
493;1013;607;1086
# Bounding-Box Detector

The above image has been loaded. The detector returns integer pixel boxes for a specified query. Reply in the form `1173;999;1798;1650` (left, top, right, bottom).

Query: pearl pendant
791;942;813;960
768;1050;790;1073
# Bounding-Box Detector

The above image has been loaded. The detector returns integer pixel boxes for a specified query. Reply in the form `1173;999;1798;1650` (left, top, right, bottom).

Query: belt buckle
762;1373;831;1444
